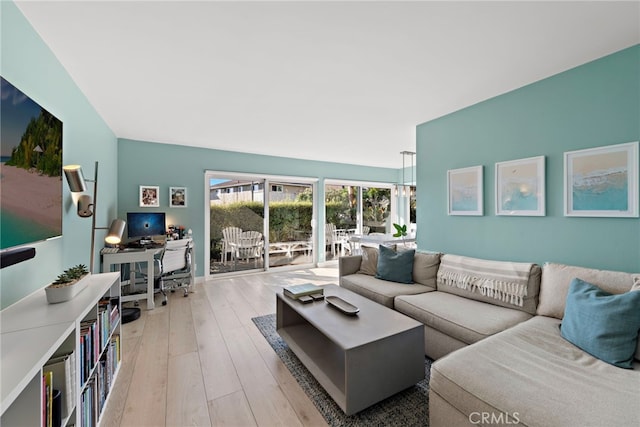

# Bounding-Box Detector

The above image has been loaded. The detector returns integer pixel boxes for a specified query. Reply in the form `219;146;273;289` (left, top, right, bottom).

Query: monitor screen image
126;212;166;240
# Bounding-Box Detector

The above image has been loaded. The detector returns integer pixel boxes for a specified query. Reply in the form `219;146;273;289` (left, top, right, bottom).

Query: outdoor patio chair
325;223;347;257
221;226;243;265
232;230;264;267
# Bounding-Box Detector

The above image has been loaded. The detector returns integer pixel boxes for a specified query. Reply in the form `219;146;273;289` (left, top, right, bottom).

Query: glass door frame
323;179;397;262
204;170;318;280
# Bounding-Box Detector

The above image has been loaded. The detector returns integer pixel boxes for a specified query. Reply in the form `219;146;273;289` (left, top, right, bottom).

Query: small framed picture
447;165;483;216
169;186;187;208
139;185;160;207
564;141;638;217
495;156;545;216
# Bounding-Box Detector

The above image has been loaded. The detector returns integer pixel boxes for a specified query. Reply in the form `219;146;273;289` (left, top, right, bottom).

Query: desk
102;247;163;310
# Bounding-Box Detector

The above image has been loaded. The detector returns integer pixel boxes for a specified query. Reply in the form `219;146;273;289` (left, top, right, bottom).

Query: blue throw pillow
375;245;415;284
561;278;640;369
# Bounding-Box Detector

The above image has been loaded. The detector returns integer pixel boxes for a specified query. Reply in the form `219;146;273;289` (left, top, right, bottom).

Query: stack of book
43;350;76;427
283;283;324;301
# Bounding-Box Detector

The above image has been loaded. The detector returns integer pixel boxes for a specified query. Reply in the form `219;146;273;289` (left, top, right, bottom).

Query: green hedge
210;201;316;258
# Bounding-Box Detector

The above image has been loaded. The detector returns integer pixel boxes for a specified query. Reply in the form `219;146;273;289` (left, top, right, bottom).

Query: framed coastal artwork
495;156;545;216
0;77;63;250
564;141;638;217
169;186;187;208
139;185;160;207
447;165;483;216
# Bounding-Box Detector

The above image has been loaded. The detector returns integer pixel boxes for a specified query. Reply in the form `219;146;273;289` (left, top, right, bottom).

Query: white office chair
136;239;193;306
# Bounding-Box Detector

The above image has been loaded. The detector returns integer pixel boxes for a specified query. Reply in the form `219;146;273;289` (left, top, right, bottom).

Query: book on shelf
283;283;323;299
42;370;53;427
44;351;76;421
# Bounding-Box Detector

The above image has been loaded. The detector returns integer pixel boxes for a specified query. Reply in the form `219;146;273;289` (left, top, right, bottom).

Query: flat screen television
126;212;166;243
0;76;63;252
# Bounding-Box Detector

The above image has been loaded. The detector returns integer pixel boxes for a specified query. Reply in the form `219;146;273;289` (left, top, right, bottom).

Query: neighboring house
210;180;308;204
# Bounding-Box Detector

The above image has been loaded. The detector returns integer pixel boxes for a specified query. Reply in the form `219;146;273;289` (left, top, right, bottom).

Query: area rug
251;313;431;426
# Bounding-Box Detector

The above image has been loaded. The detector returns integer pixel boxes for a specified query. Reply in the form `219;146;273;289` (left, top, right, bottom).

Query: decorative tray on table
325;295;359;315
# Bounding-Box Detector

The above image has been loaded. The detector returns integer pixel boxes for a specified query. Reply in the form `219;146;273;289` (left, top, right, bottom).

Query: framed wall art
447;165;483;216
169;186;187;208
139;185;160;207
495;156;545;216
564;141;638;217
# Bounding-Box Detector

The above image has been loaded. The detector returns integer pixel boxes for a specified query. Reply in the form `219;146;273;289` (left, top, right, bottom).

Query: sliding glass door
206;172;316;277
209;175;266;275
268;182;314;269
324;181;394;261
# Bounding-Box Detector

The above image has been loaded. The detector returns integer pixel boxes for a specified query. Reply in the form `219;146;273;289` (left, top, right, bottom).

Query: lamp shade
63;165;87;192
105;219;126;245
77;194;94;217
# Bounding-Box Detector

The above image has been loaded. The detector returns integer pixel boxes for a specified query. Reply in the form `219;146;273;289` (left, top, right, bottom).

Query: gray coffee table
276;284;425;415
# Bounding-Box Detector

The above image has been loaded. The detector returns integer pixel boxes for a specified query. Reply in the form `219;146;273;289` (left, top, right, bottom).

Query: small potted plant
45;264;90;303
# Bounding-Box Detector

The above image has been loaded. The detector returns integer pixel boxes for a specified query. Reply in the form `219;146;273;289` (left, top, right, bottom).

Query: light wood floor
101;267;339;427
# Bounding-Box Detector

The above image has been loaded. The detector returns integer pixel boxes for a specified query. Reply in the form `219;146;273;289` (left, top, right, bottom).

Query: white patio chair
221;226;242;265
325;223;348;257
233;230;264;267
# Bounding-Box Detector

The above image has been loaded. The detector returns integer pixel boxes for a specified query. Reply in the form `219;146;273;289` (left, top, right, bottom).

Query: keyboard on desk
126;242;164;250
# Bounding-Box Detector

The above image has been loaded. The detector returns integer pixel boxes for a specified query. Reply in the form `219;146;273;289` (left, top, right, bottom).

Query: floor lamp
63;161;125;273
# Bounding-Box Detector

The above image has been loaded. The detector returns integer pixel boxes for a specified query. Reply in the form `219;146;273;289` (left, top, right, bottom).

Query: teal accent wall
1;1;118;309
416;45;639;272
118;138;398;270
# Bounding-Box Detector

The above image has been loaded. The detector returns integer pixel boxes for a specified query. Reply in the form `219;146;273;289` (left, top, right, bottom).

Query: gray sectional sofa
338;248;640;427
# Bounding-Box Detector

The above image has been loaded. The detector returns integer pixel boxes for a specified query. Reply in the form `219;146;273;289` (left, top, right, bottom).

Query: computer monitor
126;212;166;244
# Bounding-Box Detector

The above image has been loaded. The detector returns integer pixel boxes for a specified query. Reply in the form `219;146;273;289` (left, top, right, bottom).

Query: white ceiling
15;1;640;168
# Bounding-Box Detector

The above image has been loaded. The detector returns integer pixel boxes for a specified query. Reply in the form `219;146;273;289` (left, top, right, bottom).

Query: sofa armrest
339;255;362;277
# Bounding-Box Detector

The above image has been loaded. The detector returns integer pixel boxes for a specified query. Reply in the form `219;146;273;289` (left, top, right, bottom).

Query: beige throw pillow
412;251;441;287
358;246;378;276
537;263;638;319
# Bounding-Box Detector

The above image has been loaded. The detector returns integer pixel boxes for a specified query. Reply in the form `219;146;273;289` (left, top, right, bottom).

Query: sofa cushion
561;278;640;369
395;292;531;345
356;247;440;286
375;245;415;284
537;262;639;319
412;251;441;287
357;246;378;276
430;316;640;427
436;254;541;315
340;273;434;308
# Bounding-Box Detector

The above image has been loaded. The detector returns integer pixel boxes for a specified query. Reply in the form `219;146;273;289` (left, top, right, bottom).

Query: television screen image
0;77;63;250
127;212;166;242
